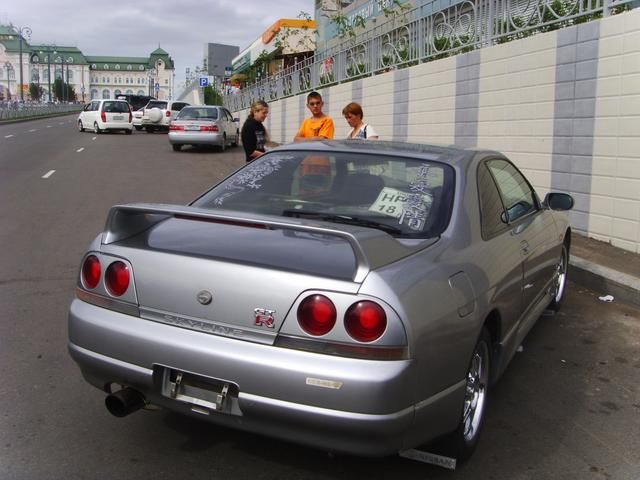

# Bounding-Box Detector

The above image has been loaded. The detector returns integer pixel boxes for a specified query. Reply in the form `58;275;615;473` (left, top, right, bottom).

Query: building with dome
0;25;175;102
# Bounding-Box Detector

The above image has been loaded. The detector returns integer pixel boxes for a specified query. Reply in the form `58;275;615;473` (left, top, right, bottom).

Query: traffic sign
155;83;160;92
199;77;209;87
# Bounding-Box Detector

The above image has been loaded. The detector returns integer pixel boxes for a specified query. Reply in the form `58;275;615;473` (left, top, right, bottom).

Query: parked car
68;141;573;462
132;106;145;131
77;99;133;134
168;105;239;151
141;100;190;132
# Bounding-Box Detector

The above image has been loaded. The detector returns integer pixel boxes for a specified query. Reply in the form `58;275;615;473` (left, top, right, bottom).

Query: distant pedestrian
343;102;378;140
241;100;269;162
294;91;334;142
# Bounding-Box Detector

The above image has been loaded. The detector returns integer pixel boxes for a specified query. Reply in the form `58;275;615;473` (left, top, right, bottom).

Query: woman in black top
241;100;269;162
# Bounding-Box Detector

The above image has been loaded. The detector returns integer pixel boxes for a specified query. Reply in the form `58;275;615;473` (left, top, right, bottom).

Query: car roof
273;140;502;166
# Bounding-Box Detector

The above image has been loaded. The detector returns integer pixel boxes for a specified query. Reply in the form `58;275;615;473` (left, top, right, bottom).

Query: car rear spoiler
102;203;434;283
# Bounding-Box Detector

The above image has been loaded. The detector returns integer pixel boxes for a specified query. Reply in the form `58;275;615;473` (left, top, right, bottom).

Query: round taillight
105;261;130;297
345;301;387;342
297;295;336;336
82;255;101;289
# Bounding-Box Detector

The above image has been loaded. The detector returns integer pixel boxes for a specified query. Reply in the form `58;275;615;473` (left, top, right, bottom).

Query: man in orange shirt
294;91;335;142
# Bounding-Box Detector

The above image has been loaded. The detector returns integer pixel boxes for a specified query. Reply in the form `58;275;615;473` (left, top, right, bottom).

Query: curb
570;255;640;307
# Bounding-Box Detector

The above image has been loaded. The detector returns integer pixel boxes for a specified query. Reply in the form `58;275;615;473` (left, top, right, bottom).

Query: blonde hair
248;100;268;119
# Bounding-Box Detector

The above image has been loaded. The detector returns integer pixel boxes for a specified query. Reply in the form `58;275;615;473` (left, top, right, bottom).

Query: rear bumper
168;131;224;146
68;299;463;456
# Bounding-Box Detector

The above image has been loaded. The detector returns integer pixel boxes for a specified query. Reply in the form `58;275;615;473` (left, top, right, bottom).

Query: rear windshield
146;101;168;109
177;107;218;120
102;101;129;113
193;151;455;238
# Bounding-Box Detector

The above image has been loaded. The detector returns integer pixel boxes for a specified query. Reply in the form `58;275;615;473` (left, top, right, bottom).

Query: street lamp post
39;45;56;102
4;62;14;100
9;24;32;102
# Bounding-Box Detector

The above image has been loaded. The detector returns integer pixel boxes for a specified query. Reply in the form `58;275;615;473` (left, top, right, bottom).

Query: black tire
134;125;142;131
231;131;239;147
439;328;491;463
78;120;84;132
172;144;182;152
93;122;101;134
549;242;569;311
219;134;227;152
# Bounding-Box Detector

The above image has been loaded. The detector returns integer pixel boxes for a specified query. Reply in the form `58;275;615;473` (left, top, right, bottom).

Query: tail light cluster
101;111;107;123
169;123;183;131
81;254;130;297
200;125;218;132
165;110;171;117
128;107;132;123
297;295;387;342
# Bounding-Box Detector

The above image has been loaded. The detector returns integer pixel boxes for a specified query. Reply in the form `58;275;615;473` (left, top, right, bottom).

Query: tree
29;82;44;101
203;85;222;105
53;78;76;102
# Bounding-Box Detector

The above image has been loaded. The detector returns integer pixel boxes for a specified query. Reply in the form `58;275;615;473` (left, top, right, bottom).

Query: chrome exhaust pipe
105;387;146;418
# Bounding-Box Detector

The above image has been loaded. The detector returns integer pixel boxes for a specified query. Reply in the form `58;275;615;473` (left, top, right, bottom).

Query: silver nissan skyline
68;140;573;462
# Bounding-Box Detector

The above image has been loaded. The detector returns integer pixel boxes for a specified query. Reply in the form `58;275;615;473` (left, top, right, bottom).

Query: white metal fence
224;0;635;112
0;103;83;122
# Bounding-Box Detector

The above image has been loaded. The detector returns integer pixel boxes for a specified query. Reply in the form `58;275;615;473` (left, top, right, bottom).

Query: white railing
224;0;634;111
0;103;82;121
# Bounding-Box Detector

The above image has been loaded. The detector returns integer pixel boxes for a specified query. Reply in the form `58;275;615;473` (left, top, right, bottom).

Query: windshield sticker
368;164;434;231
369;187;433;229
213;156;289;206
400;164;433;231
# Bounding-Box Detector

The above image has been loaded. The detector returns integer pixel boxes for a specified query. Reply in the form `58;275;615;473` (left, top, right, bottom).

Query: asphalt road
1;116;639;480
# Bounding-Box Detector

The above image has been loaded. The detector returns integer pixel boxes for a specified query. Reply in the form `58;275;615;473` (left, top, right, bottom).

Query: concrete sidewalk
570;233;640;307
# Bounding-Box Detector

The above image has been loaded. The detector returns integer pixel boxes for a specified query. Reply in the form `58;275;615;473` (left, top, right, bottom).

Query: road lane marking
42;170;56;179
92;137;96;140
46;125;52;128
29;129;37;132
77;147;85;153
4;134;14;138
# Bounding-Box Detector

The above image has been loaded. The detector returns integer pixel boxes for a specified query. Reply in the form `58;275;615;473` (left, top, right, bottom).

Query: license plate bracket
113;115;124;121
159;368;235;413
185;125;200;131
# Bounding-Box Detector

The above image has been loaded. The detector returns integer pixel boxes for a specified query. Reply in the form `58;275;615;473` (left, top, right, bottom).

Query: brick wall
236;9;640;253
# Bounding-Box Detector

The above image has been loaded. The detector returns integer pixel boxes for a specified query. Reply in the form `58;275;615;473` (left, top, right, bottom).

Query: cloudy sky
0;0;315;90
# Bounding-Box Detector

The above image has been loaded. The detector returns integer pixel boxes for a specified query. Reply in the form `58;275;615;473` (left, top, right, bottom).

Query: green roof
0;25;175;70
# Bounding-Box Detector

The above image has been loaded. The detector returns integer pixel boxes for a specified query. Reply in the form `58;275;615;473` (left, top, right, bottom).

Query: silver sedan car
168;105;239;152
68;141;573;462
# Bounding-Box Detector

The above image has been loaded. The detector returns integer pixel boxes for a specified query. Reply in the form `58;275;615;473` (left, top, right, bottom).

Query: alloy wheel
462;338;489;442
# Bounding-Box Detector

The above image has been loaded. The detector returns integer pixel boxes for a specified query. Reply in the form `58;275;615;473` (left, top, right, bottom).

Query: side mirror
234;117;240;123
543;192;574;211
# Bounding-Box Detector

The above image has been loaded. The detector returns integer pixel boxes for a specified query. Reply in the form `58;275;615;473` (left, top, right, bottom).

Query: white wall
234;9;640;254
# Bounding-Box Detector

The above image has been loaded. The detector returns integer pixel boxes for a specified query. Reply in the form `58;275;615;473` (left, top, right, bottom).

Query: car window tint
172;103;187;111
102;101;129;113
477;163;507;238
192;151;455;238
147;101;167;109
487;159;536;223
179;108;218;120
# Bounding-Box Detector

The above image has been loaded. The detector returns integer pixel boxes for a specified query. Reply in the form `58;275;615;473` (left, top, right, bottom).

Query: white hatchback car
78;99;133;134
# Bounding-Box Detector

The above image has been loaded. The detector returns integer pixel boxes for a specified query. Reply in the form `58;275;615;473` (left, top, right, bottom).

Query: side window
487;159;536;223
477;163;507;239
91;101;100;111
172;102;186;112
